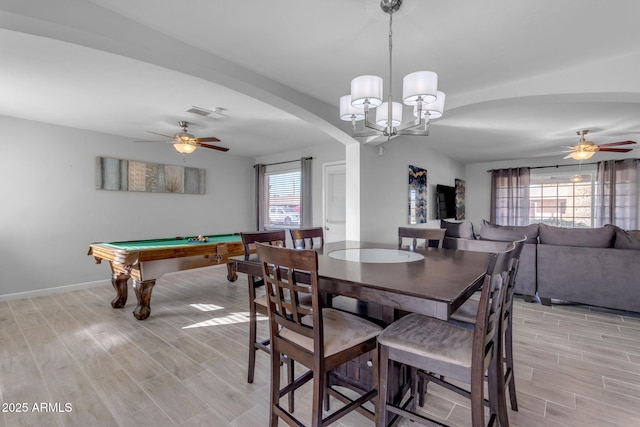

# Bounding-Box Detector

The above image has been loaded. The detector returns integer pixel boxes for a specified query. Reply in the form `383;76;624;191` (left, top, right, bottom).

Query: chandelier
339;0;446;140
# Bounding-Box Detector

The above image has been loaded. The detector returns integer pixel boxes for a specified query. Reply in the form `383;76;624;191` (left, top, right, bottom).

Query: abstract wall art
408;165;428;224
455;178;466;220
95;157;206;194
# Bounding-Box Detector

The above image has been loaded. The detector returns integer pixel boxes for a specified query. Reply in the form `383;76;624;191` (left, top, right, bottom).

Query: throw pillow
479;220;539;244
538;223;616;248
614;228;640;249
440;219;475;239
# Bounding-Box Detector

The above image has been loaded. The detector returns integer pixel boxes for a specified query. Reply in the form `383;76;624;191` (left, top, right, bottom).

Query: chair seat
450;299;479;325
378;313;474;379
281;308;382;357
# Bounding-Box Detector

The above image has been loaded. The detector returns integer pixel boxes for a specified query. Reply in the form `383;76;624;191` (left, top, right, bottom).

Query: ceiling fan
563;130;636;160
139;121;228;154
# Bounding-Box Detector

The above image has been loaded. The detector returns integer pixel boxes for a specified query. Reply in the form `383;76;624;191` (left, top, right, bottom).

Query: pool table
88;234;244;320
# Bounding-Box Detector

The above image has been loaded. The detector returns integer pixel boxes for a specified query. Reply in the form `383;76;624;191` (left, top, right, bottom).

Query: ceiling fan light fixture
175;132;196;143
173;143;196;154
569;150;595;160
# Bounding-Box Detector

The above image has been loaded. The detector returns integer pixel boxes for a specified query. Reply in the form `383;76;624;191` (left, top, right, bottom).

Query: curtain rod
486;159;630;173
254;157;313;167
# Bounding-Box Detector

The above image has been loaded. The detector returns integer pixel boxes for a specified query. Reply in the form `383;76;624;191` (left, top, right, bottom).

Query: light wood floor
1;264;640;427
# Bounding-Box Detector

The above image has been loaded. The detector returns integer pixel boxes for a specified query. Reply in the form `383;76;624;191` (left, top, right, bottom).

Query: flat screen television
436;184;456;219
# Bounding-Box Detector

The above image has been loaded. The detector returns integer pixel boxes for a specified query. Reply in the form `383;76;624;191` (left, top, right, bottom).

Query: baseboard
0;280;111;302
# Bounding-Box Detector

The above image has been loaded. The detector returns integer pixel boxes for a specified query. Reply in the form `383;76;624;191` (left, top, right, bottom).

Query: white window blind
264;169;301;229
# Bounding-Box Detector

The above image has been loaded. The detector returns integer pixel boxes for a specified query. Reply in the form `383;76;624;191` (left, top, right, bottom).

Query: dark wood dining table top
232;240;492;321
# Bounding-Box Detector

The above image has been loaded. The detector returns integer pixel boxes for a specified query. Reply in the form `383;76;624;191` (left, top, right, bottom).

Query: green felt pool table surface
100;234;242;251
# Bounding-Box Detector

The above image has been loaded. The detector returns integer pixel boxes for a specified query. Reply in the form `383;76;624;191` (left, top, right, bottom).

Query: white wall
0;116;254;298
359;137;466;244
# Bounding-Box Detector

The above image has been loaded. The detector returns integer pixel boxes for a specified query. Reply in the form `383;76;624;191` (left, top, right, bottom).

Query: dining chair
255;242;382;427
239;230;293;403
448;237;527;420
376;245;516;427
398;227;446;250
290;227;324;249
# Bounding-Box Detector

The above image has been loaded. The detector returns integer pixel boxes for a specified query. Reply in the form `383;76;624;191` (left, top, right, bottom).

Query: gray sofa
441;220;640;313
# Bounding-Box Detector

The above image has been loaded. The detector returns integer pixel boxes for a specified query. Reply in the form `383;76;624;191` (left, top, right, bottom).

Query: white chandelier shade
402;71;438;105
350;75;384;108
339;95;365;121
376;102;403;127
413;91;446;119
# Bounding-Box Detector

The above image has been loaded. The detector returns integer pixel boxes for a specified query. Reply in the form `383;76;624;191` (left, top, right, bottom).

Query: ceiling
2;0;640;163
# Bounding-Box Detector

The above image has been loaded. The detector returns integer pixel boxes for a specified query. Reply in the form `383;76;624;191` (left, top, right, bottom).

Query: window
529;168;595;228
493;161;639;229
264;169;301;229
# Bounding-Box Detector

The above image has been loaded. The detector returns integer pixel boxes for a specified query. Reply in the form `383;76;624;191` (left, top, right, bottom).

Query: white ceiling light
568;150;595;161
173;143;197;154
339;0;446;141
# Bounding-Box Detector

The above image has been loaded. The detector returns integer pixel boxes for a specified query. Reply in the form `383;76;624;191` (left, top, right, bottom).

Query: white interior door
323;162;346;242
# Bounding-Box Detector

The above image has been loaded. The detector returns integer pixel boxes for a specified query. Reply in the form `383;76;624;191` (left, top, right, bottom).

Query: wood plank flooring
1;264;639;426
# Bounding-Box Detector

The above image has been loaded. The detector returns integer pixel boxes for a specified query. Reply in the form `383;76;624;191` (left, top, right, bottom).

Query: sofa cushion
440;220;475;239
479;220;539;244
538;223;616;248
614;228;640;249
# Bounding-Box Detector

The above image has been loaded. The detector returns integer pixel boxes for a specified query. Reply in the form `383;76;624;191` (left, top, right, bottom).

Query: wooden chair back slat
398;227;446;249
290;227;324;249
240;230;286;259
256;243;319;343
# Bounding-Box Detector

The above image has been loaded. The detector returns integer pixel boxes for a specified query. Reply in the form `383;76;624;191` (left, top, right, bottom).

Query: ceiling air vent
186;106;229;120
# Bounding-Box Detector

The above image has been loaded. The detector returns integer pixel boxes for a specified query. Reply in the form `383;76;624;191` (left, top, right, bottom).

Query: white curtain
595;159;640;230
300;157;312;228
490;168;531;226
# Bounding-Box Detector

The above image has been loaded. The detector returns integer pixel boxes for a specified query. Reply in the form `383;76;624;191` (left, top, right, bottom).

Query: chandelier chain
387;6;394;138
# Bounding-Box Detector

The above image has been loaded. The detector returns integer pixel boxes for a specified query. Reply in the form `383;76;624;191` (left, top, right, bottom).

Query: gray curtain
300;157;312;228
595;159;640;230
254;163;266;230
490;167;531;226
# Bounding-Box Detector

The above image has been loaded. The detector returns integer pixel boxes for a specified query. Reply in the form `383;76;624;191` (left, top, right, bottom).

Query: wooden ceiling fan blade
134;139;167;143
598;147;634;153
147;130;174;139
197;136;221;143
199;143;229;152
598;140;637;147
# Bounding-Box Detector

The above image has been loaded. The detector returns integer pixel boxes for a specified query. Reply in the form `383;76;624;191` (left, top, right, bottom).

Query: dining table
230;239;493;421
231;239;492;323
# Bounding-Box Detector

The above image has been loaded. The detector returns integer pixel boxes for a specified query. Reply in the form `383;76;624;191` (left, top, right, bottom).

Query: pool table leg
132;279;156;320
110;273;129;309
227;262;238;282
